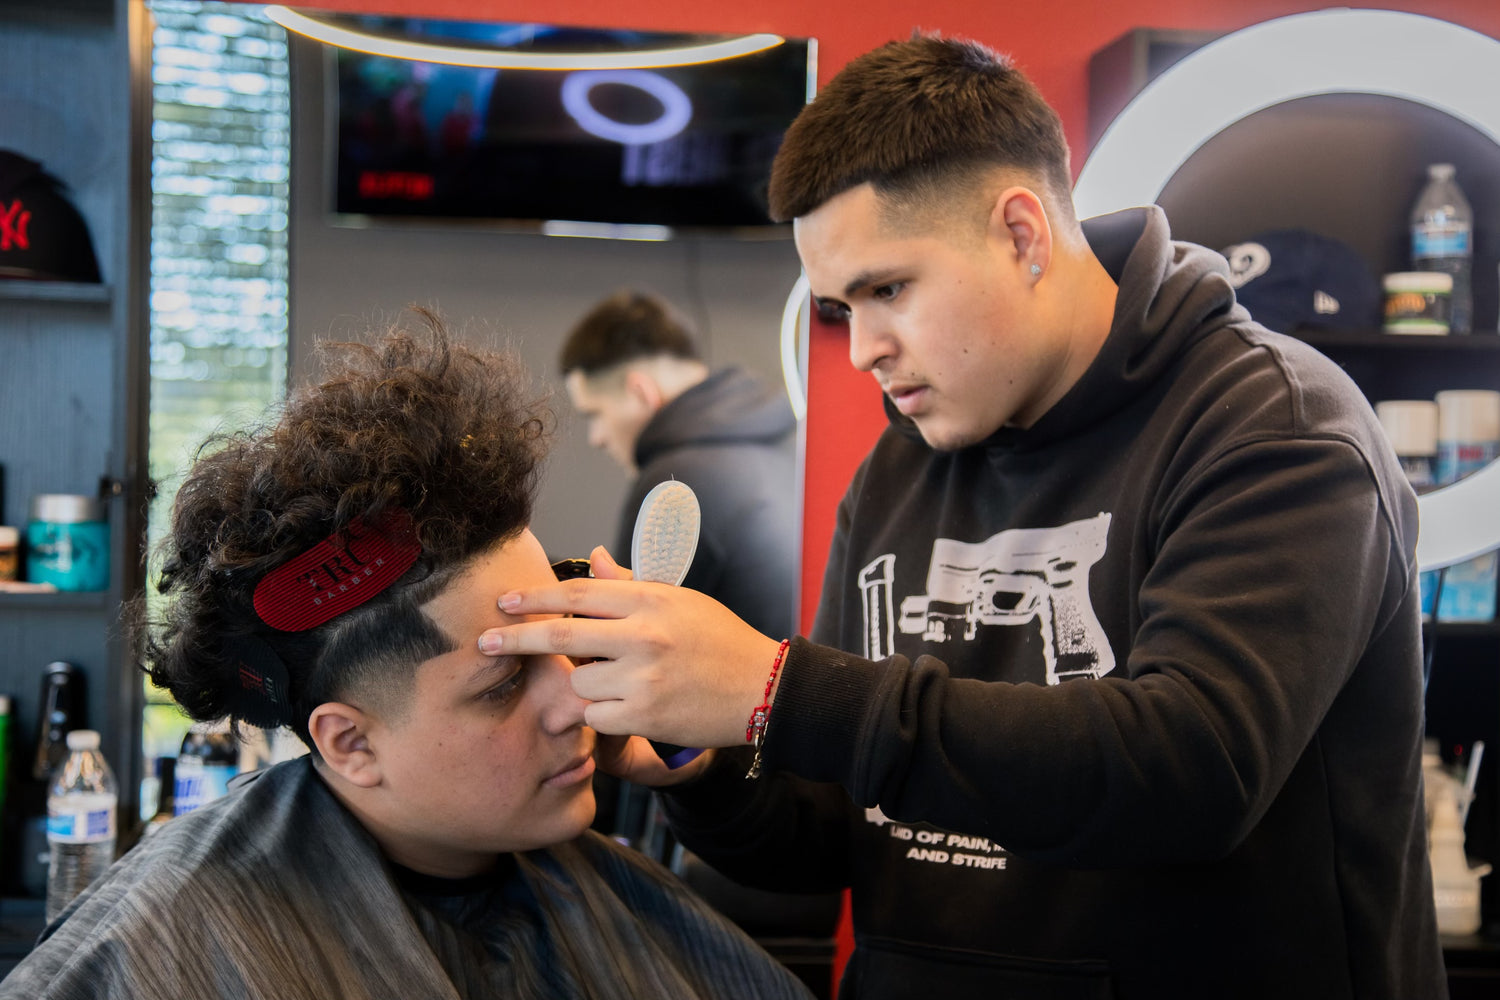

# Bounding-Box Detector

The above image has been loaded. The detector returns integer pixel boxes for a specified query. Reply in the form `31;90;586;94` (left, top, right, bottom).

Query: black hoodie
666;208;1445;999
617;366;798;639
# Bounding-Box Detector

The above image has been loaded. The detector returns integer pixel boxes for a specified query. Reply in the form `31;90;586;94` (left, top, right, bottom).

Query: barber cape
1;757;810;1000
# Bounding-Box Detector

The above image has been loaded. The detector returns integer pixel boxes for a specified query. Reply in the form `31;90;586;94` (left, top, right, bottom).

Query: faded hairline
871;162;1078;240
309;532;516;731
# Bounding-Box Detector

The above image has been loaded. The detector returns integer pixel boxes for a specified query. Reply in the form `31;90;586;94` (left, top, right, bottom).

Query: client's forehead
420;529;554;640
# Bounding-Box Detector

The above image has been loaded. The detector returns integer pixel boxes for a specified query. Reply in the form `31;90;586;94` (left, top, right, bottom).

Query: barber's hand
571;548;715;787
479;545;785;752
592;731;714;787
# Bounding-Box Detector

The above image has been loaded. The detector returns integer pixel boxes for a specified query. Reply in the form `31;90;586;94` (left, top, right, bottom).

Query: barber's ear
308;702;381;787
989;186;1052;278
622;369;664;411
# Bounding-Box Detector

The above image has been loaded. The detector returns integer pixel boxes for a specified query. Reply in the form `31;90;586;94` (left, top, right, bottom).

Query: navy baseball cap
1220;229;1379;334
0;150;101;283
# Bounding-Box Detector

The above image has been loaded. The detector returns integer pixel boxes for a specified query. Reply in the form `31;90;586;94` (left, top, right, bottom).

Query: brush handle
630;480;705;767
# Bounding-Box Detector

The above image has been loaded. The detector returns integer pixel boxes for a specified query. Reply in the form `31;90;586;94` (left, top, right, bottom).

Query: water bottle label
1414;224;1471;258
46;806;117;844
174;764;234;816
174;772;205;816
1435;441;1499;485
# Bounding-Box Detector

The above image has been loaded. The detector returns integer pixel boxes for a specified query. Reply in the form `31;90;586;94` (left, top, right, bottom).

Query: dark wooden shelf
0;281;110;305
0;590;109;611
1296;330;1500;351
1432;620;1500;638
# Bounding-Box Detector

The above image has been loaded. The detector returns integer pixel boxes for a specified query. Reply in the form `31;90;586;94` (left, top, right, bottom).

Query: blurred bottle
45;729;116;922
173;723;237;816
0;695;10;874
1411;163;1474;334
32;662;81;783
1376;400;1441;617
19;662;83;898
1426;750;1491;936
142;755;176;836
1434;390;1500;622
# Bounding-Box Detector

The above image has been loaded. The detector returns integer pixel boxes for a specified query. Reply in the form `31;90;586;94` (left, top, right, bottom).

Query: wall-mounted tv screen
328;18;815;234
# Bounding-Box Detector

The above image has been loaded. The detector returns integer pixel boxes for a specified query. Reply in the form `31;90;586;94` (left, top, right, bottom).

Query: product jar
0;525;18;581
26;495;109;592
1383;271;1453;335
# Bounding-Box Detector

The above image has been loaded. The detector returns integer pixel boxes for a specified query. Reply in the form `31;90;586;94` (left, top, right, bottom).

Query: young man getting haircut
1;316;811;1000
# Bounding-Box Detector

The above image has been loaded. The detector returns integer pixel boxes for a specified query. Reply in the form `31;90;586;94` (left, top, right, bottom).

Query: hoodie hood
885;206;1245;451
635;367;796;467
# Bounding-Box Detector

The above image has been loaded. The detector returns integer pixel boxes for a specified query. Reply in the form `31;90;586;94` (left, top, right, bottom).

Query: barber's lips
544;753;596;789
886;383;929;415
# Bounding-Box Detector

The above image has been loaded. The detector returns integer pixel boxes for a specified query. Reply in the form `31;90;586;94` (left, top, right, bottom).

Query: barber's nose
848;314;894;373
536;654;589;733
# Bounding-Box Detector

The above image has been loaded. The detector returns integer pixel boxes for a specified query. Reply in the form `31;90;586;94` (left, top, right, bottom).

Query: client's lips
543;752;596;789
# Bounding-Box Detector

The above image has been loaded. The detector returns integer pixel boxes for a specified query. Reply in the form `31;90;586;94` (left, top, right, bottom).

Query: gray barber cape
0;757;811;999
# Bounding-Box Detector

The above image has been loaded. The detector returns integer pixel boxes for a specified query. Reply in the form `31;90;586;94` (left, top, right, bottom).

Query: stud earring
1030;263;1042;276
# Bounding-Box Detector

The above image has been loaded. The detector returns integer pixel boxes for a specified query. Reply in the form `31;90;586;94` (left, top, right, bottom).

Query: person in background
561;292;838;970
560;288;798;641
482;35;1446;1000
0;314;810;1000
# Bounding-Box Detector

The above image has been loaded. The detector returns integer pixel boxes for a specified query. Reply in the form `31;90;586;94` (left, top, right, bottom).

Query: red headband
252;511;422;631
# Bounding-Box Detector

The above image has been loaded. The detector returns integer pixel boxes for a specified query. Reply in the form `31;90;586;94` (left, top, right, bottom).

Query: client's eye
481;667;527;706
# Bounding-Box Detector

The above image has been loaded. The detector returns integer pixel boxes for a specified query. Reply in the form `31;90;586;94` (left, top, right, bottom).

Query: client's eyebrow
466;654;522;686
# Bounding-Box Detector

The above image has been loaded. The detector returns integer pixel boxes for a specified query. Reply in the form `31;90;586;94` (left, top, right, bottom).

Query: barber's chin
914;419;974;452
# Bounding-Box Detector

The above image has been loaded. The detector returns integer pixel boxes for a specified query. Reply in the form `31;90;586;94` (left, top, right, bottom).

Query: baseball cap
1220;228;1379;334
0;150;102;283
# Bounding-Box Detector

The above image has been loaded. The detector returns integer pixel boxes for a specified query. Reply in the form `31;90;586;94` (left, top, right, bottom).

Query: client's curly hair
139;309;550;751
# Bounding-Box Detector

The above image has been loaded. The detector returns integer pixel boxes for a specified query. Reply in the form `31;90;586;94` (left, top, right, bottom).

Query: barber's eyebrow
842;267;903;299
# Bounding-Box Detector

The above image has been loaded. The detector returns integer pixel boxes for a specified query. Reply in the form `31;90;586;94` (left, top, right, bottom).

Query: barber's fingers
570;657;647;704
583;689;729;750
593;732;715;786
479;611;657;661
496;575;681;623
589;545;631;581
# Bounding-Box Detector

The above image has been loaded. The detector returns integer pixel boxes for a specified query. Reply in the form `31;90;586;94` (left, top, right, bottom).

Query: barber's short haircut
767;34;1074;226
138;309;550;752
559;289;701;377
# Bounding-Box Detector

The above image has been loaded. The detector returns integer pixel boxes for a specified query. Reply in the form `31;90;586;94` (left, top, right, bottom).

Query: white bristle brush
631;480;701;587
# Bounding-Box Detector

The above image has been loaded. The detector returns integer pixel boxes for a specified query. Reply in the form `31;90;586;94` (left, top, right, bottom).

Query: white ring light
263;6;784;70
1073;9;1500;571
779;271;810;421
560;70;693;145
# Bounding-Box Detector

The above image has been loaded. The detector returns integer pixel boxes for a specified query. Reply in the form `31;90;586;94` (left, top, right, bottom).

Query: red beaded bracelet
745;638;791;779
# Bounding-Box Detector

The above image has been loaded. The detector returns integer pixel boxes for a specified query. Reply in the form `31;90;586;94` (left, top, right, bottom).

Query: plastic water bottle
1411;163;1474;334
45;729;117;923
173;724;238;816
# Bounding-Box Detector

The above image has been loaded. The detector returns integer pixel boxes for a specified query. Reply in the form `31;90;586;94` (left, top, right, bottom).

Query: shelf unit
0;281;111;305
0;0;150;898
0;592;112;612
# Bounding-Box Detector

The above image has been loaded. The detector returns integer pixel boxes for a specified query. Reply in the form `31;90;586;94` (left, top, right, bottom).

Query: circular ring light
1075;10;1500;218
560;70;693;145
264;6;784;70
1074;9;1500;571
780;271;810;420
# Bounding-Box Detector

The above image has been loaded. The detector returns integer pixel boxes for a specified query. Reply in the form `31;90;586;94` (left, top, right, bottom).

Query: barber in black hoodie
497;35;1446;1000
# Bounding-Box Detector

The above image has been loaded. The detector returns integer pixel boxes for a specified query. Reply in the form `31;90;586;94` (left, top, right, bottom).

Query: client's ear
308;702;381;788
